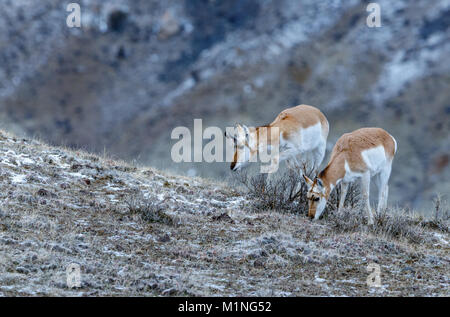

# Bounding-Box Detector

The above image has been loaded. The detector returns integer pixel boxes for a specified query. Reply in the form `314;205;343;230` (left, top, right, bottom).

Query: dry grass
125;194;175;226
0;129;449;296
328;207;427;244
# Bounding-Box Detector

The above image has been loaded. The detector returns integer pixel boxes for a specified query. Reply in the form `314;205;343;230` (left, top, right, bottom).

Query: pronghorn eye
313;197;320;202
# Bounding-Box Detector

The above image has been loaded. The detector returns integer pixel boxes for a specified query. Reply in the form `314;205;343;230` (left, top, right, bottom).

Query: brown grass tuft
125;194;174;226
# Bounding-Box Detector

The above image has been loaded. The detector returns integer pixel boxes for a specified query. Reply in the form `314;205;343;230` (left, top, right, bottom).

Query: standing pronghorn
225;104;329;176
303;127;397;225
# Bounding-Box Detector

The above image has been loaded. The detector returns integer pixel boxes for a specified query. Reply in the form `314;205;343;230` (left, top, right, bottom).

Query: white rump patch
361;145;387;175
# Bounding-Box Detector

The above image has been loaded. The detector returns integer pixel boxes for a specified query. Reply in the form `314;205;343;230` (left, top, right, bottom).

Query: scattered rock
54;281;68;289
108;10;128;33
261;236;278;245
212;213;234;223
158;234;171;243
71;164;83;171
1;238;18;245
60;183;70;189
20;240;37;248
15;267;30;274
50;244;72;254
253;258;265;268
37;188;49;197
161;287;177;296
401;266;416;274
41;263;58;271
158;10;180;40
302;248;312;255
314;277;326;283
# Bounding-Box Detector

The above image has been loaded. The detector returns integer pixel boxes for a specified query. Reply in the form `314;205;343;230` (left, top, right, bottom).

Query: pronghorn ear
303;175;313;188
234;123;243;135
224;129;236;140
242;125;250;140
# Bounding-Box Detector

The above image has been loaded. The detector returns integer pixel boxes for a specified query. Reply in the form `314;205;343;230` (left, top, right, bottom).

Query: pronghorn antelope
225;104;329;176
303;127;397;225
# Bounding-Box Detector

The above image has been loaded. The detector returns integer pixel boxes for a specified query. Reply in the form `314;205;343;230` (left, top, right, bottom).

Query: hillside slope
1;0;449;208
0;130;448;296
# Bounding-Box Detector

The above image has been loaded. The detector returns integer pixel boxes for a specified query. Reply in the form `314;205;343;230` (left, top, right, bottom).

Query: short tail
390;134;397;154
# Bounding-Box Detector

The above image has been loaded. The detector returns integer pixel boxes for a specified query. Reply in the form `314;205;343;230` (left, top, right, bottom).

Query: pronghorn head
225;124;255;171
303;175;328;220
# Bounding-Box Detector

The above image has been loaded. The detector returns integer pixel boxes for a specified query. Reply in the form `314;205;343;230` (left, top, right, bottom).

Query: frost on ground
0;130;448;296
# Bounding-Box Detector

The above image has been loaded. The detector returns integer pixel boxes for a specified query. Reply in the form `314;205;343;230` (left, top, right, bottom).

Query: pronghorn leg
377;164;392;213
374;173;382;213
313;143;326;176
382;185;389;210
338;182;349;212
361;172;374;225
286;156;304;194
374;173;385;213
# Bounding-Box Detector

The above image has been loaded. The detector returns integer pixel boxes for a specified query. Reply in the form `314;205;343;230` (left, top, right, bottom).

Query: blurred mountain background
0;0;448;210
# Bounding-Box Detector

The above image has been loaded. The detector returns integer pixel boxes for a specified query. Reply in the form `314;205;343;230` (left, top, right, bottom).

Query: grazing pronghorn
225;104;329;176
303;127;397;225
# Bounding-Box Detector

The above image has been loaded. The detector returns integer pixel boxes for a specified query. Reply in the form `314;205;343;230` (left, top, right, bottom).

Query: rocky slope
0;130;448;296
0;0;448;209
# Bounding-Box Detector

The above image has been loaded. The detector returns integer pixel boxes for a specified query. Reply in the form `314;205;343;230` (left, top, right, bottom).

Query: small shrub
233;170;309;214
233;169;360;215
125;195;174;225
420;195;449;233
372;209;424;243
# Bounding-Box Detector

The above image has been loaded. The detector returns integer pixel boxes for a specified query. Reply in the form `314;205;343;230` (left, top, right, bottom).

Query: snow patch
11;174;26;183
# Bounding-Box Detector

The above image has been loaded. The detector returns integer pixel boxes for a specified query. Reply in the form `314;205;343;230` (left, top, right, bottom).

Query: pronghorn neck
318;157;346;194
